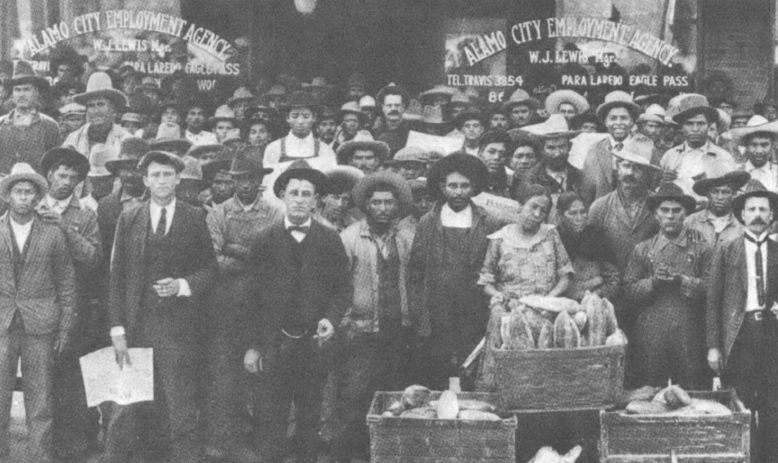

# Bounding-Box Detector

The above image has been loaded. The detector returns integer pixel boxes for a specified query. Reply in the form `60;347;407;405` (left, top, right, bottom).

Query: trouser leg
20;332;56;463
0;332;21;457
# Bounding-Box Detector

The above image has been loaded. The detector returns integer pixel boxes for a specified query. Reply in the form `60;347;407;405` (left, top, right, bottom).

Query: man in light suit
106;150;216;463
707;185;778;463
0;163;76;463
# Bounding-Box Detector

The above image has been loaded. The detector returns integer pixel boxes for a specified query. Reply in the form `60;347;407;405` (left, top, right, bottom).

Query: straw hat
403;99;423;122
106;137;150;176
86;144;118;178
518;114;580;140
665;93;719;125
0;163;48;200
209;105;238;126
729;115;778;145
150;123;192;154
178;155;210;191
610;136;662;171
226;86;254;107
137;150;186;173
502;88;540;112
544;90;589;116
58;103;85;117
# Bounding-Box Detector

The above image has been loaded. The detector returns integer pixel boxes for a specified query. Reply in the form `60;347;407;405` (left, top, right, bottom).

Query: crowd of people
1;53;778;463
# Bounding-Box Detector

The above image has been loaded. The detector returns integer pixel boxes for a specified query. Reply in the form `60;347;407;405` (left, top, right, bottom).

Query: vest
278;136;321;164
141;219;175;312
281;229;310;333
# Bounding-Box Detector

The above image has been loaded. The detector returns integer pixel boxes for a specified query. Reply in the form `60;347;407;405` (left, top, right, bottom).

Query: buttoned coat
0;213;76;335
108;201;216;344
707;236;778;367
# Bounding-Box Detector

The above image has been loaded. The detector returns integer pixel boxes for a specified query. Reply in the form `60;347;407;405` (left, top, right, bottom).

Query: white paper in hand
79;347;154;407
405;131;463;156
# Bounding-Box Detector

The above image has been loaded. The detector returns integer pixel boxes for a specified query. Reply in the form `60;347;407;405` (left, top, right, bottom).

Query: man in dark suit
0;163;76;463
244;161;350;463
38;147;103;462
106;150;216;463
707;185;778;463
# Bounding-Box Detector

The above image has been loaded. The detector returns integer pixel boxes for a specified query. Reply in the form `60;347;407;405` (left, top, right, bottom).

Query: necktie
288;225;310;234
614;142;624;152
746;234;767;307
157;207;167;236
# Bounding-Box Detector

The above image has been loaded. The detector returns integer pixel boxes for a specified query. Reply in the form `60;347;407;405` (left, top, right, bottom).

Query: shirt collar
287;131;314;143
745;229;770;243
284;216;312;229
682;140;713;154
150;198;176;216
656;230;688;250
358;218;399;238
704;209;734;224
10;216;33;230
235;194;262;211
745;160;774;172
441;203;472;218
609;134;631;148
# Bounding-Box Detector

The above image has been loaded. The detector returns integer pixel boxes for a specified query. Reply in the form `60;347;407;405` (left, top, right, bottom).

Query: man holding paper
106;150;216;463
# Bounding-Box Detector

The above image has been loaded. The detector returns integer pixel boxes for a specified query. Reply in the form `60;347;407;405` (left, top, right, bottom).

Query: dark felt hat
273;160;328;197
645;182;697;214
7;60;49;90
732;181;778;224
106;137;150;176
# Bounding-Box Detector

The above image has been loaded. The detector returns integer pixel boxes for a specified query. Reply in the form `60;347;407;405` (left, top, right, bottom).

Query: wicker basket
367;391;517;463
492;344;626;412
599;390;750;462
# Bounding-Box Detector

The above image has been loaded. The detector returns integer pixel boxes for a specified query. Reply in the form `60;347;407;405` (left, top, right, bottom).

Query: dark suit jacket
707;236;778;367
108;200;216;344
0;213;76;335
247;218;350;350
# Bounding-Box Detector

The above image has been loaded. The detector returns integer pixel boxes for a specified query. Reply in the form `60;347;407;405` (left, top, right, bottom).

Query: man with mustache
707;185;778;463
730;115;778;192
204;151;279;462
581;91;661;206
0;61;61;174
624;183;712;390
408;153;505;390
477;130;513;198
661;94;736;200
686;167;750;247
522;114;581;199
37;148;103;462
331;172;414;463
372;84;412;157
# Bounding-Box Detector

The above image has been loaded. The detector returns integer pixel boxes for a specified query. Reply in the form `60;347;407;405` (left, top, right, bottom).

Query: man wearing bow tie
244;161;350;463
707;186;778;463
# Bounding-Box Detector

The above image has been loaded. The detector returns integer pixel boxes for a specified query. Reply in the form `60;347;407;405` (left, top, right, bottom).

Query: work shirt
185;130;218;146
0;109;61;173
661;141;736;198
440;203;472;228
684;209;743;248
742;160;778;192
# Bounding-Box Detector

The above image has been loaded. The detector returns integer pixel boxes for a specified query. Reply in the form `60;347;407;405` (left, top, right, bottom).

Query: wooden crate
599;390;750;462
367;391;517;463
492;344;626;412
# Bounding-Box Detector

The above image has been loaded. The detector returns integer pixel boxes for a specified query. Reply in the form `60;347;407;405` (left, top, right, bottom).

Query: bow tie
288;225;310;234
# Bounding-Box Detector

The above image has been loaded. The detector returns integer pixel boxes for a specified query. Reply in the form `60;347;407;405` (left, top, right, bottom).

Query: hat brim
87;168;113;177
426;152;489;200
201;159;232;182
544;91;589;116
518;129;581;142
733;190;778;224
150;139;193;154
637;114;668;124
186;144;224;159
692;170;751;196
352;172;414;215
645;193;697;214
0;172;48;201
596;100;642;122
105;159;140;176
336;140;390;165
502;98;541;112
7;75;50;90
729;120;778;145
227;96;253;107
273;167;328;198
40;147;89;181
208;116;238;127
73;89;129;109
671;106;719;125
138;151;186;173
611;150;663;171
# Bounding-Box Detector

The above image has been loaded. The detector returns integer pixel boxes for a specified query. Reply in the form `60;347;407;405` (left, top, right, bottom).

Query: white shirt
440;203;472;228
743;161;778;193
661;141;736;198
284;216;313;243
745;230;769;311
42;194;72;215
185;129;218;146
149;199;176;235
10;217;32;251
264;132;319;165
609;134;631;169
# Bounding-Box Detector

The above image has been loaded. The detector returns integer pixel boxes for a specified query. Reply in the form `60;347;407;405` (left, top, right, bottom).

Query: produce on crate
553;311;580;349
498;293;626;350
624;384;732;415
617;386;661;407
385;387;503;420
528;445;583;463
